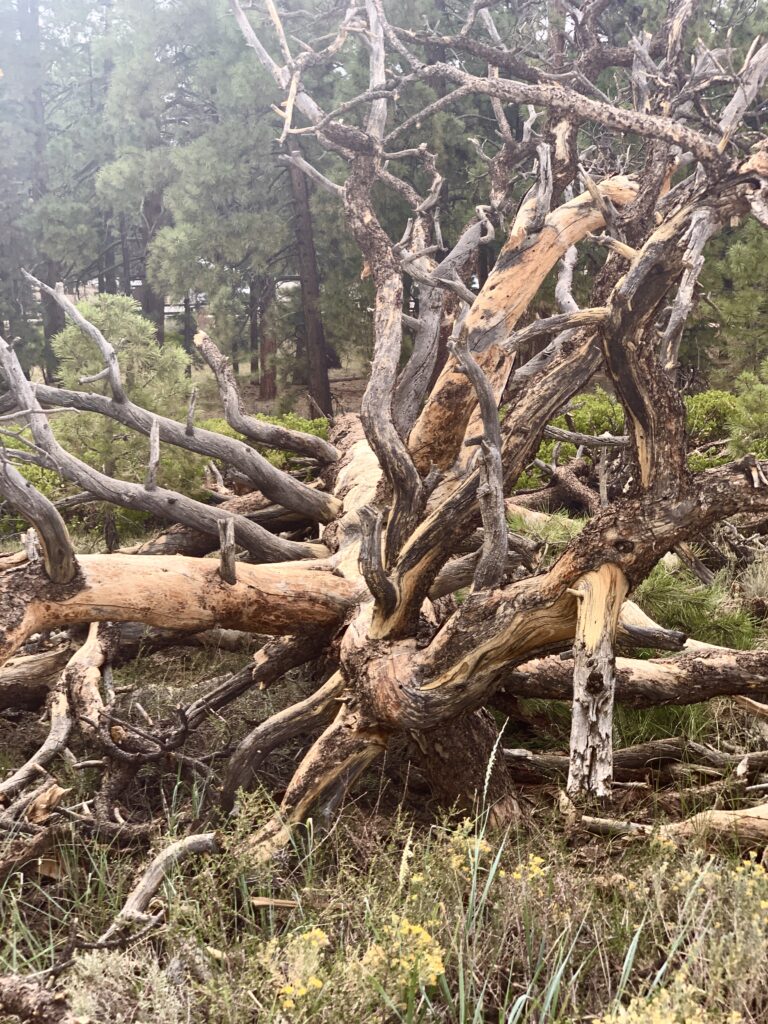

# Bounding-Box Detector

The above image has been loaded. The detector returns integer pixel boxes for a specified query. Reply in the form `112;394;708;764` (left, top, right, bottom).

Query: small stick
144;417;160;491
185;385;198;436
218;518;237;585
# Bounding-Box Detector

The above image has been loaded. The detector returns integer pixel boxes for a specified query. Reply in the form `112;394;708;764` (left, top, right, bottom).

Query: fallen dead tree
2;0;768;971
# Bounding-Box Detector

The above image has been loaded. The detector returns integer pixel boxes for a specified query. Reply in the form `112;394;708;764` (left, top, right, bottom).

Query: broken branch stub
567;563;629;799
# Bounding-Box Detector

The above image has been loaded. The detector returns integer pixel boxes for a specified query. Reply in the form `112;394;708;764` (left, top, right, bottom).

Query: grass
4;504;768;1020
4;792;768;1023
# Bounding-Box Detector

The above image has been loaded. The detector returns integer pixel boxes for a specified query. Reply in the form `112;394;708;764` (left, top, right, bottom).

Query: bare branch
194;330;339;463
718;41;768;143
144;416;160;492
22;270;126;402
0;457;77;584
0;335;325;562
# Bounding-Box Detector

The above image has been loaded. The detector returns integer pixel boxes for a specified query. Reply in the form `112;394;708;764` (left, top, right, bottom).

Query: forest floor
3;531;768;1021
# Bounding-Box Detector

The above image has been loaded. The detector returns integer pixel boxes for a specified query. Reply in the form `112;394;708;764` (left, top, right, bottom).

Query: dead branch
100;831;220;942
567;564;628;797
219;669;345;812
0;332;326;562
194;330;339;462
0;624;108;801
0;458;76;584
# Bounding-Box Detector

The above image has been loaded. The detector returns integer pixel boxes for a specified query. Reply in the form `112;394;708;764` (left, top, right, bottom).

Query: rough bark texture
567;564;629;798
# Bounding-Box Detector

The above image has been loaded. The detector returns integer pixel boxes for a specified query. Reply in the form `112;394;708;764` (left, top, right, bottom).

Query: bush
198;413;329;471
684;390;738;445
514;387;623;489
51;294;198;494
729;361;768;460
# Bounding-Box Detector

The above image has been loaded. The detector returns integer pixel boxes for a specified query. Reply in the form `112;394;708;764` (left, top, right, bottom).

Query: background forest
2;0;766;395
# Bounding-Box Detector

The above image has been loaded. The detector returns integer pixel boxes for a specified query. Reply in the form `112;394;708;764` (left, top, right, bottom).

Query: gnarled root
410;709;520;827
243;705;389;865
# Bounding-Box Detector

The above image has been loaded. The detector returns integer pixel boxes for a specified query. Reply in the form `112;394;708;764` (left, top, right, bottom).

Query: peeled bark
407;177;638;474
567;563;628;798
0;555;363;668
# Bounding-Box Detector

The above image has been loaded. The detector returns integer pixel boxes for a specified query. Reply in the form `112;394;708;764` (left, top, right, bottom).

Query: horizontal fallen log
0;643;73;710
0;555;365;668
503;647;768;708
571;799;768;847
504;737;768;784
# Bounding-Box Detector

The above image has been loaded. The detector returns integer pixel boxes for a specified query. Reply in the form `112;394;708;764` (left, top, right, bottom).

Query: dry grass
4;782;768;1023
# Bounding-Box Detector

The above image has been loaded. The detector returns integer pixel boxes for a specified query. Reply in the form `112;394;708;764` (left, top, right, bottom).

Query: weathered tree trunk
413;709;520;826
288;144;333;414
3;2;768;940
139;191;165;344
250;275;277;400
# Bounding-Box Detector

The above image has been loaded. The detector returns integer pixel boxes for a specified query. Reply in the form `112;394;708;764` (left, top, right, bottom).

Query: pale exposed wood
567;563;629;797
0;555;364;669
408;177;638;474
0;624;107;801
100;831;220;941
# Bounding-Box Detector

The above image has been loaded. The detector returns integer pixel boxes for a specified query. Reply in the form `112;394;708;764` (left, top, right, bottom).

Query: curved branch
0;334;326;561
0;457;76;583
22;270;126;401
100;832;220;941
220;668;344;812
31;380;339;525
0;623;107;801
194;330;339;463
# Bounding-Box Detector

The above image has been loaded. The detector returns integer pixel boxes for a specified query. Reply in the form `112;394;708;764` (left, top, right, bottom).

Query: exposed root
0;974;79;1024
99;832;221;943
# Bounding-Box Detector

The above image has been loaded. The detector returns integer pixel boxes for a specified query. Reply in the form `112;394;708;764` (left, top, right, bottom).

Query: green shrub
198;413;329;471
633;563;759;650
684;390;738;445
729;361;768;460
50;295;199;495
514;387;623;489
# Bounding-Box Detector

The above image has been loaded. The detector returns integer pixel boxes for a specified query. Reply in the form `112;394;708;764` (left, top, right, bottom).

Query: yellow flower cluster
448;819;493;874
598;984;743;1024
278;976;324;1010
360;913;446;994
258;926;330;1013
511;853;547;883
